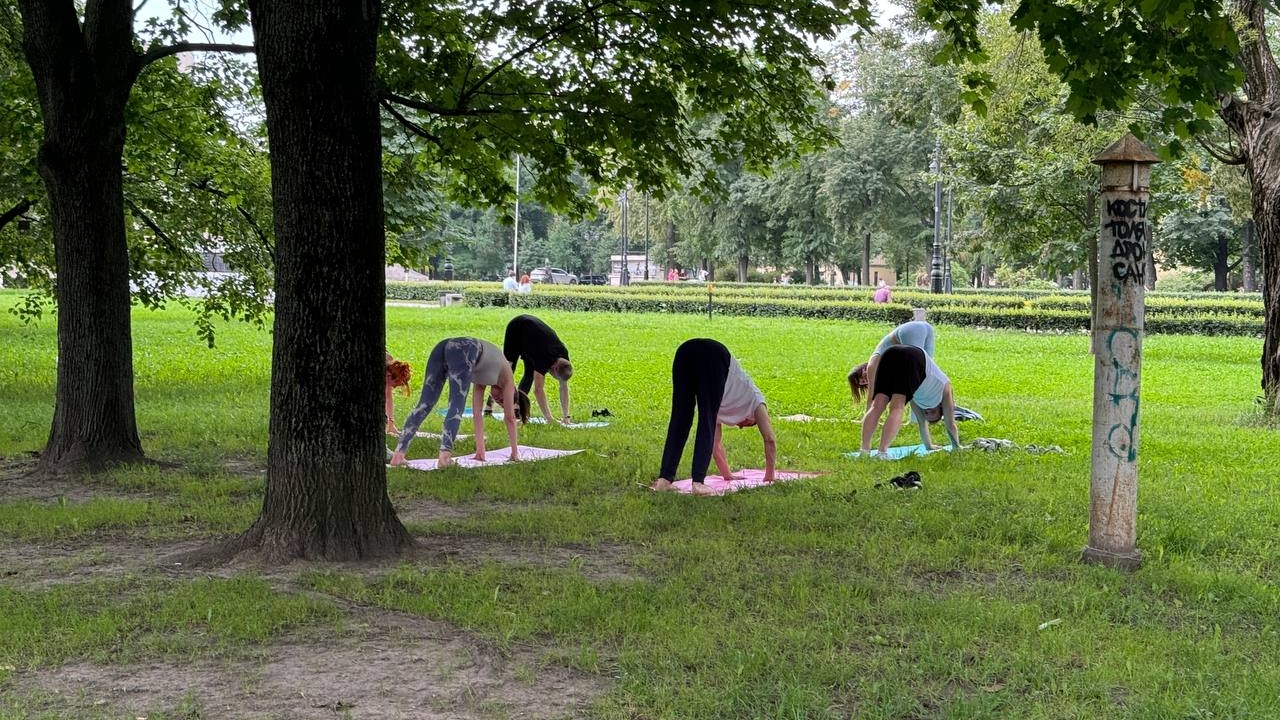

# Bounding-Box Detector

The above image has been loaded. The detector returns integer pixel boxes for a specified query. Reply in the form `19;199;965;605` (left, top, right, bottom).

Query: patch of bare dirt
0;536;211;590
0;455;156;504
14;609;610;719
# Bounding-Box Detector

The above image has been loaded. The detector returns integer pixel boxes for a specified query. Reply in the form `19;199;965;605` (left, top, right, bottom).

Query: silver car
529;267;578;284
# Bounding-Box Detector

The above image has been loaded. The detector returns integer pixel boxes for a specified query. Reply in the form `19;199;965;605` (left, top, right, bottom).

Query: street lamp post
930;139;944;294
620;187;630;286
643;194;650;281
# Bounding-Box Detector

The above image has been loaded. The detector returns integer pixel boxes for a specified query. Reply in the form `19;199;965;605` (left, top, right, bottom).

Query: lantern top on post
1091;133;1161;166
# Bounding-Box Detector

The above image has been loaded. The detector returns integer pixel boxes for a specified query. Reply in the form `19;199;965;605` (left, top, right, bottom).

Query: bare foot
690;482;716;496
649;478;674;492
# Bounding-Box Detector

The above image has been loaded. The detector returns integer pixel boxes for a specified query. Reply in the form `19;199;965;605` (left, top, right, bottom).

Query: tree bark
19;0;145;474
1220;0;1280;409
737;254;748;282
237;0;411;561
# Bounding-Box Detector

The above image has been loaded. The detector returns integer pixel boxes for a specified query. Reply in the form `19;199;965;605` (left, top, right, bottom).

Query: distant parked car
529;267;578;284
579;274;607;285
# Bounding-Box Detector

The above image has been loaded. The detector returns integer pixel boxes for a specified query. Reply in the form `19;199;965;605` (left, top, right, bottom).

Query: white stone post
1082;134;1159;570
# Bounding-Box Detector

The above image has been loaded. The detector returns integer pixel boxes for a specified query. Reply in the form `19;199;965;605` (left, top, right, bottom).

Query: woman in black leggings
650;339;777;495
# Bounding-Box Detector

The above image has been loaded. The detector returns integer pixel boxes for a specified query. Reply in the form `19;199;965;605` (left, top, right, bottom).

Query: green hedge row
460;288;1261;336
465;289;915;323
631;279;1262;302
388;281;1264;334
1027;294;1263;318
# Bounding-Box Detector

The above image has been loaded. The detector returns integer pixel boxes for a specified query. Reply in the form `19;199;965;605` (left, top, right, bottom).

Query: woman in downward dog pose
650;339;777;495
848;320;937;410
389;338;530;468
855;344;960;455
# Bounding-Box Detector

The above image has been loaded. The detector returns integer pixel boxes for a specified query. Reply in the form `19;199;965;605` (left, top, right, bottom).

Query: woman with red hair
385;352;413;435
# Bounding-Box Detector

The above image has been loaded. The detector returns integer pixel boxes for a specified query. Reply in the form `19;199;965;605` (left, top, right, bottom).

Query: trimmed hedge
387;281;1263;336
1028;294;1263;319
465;288;915;323
460;288;1261;336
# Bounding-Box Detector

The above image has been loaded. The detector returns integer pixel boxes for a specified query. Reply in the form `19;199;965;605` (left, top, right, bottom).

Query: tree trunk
1254;172;1280;408
862;231;871;286
237;0;411;561
19;0;146;475
1220;0;1280;409
737;254;748;282
1243;220;1257;291
1215;234;1230;291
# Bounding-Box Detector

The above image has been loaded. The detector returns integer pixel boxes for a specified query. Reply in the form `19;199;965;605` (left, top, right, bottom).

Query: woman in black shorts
854;344;960;455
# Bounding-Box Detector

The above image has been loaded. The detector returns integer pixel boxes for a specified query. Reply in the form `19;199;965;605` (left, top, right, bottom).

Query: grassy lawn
2;290;1278;718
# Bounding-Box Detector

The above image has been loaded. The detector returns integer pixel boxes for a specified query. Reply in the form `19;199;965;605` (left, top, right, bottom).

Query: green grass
2;290;1279;718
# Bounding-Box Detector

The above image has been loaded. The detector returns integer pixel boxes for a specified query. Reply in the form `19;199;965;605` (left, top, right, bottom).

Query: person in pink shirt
873;280;892;304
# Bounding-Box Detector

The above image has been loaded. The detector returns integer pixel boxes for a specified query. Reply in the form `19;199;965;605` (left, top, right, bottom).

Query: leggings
659;339;731;484
874;321;936;358
396;338;482;453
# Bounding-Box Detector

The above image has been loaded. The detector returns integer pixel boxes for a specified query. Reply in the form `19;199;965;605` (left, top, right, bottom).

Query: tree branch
188;179;277;264
137;42;255;69
124;196;184;255
0;198;34;232
379;99;445;149
1195;132;1247;165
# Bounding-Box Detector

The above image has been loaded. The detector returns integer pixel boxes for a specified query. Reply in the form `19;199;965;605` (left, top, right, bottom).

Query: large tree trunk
737;254;749;282
235;0;411;561
19;0;146;475
1221;0;1280;410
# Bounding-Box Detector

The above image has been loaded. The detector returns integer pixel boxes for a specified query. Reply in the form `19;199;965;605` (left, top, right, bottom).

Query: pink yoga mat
398;445;582;471
667;469;822;496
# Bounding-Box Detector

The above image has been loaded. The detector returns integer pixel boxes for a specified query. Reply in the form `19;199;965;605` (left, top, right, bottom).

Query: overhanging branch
188;179;277;264
380;99;445;149
0;198;34;231
136;42;255;70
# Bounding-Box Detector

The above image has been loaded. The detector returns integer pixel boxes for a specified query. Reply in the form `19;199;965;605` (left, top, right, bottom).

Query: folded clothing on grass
667;469;823;496
414;431;472;440
845;444;953;460
435;409;609;428
397;445;582;471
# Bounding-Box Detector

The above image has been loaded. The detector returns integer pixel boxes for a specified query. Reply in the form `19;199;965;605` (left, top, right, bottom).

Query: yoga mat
845;444;953;460
666;469;823;496
397;445;582;471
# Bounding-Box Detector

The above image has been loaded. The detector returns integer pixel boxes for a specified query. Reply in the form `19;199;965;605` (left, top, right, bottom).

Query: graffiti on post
1105;328;1141;462
1104;198;1148;286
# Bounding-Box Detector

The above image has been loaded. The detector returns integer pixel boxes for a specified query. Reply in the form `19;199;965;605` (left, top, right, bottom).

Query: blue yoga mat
845;444;953;460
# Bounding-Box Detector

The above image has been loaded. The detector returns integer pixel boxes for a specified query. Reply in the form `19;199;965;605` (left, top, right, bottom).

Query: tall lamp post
930;138;944;294
620;187;630;286
643;194;650;281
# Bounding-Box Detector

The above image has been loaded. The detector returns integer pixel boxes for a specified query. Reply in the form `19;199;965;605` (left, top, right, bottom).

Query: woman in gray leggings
389;337;528;468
